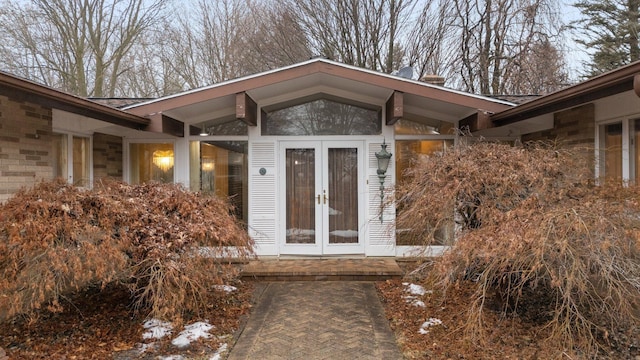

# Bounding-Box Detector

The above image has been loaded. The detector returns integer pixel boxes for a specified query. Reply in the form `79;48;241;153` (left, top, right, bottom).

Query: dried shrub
397;141;640;357
0;179;253;323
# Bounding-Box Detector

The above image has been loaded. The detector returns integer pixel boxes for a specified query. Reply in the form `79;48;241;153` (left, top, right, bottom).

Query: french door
279;141;365;255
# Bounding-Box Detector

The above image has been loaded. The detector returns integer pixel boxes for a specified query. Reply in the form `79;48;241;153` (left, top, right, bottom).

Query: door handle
317;194;321;204
323;190;328;204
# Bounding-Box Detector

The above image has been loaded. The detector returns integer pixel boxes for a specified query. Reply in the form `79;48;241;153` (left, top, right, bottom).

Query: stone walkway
227;281;403;360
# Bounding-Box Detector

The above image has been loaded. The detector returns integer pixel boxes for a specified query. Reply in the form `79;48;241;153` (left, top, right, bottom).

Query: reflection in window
191;116;248;136
262;98;381;135
394;118;454;135
73;136;90;187
634;120;640;181
52;133;90;187
189;141;248;221
52;133;68;181
129;143;174;184
395;140;454;246
600;123;622;181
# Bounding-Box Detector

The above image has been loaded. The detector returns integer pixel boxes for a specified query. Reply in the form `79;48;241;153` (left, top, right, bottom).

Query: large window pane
52;133;68;181
191;116;248;136
394;118;454;135
600;123;622;181
73;136;90;187
395;140;454;246
634;120;640;181
189;141;248;221
129;143;174;184
263;98;381;136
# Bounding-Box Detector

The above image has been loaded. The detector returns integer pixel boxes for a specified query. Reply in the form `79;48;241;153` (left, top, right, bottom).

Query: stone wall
93;133;123;180
0;95;52;203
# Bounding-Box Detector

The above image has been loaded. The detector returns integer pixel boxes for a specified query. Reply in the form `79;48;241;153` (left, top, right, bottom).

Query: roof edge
0;71;150;129
124;58;514;110
491;61;640;124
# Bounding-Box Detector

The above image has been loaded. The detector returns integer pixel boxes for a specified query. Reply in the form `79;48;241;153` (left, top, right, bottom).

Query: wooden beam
634;74;640;98
236;92;257;126
385;91;403;125
145;112;184;137
458;110;492;133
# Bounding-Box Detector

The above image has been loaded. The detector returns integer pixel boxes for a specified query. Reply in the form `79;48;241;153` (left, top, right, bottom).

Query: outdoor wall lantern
375;139;392;223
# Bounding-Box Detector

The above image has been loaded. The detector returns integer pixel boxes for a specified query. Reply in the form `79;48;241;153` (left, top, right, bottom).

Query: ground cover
0;281;253;359
377;275;640;359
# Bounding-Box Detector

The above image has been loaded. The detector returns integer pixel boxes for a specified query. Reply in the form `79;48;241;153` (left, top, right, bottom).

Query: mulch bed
376;278;640;359
0;281;253;359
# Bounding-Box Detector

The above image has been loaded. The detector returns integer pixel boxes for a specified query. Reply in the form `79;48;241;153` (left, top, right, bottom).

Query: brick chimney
421;75;445;87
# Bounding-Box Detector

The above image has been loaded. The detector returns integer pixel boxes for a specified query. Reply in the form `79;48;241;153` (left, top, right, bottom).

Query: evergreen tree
573;0;640;77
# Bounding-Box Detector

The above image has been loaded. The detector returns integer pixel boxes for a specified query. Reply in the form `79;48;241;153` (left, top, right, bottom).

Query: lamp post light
375;139;392;223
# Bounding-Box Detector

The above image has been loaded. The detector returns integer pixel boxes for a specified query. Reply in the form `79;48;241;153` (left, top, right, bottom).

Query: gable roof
124;58;513;135
0;71;149;130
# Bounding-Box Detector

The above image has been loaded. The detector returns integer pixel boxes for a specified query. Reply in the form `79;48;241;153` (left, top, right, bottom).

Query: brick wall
522;103;595;175
522;103;595;145
0;95;53;203
93;133;123;180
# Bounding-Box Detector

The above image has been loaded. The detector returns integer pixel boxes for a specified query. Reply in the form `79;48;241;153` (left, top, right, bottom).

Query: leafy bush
0;179;253;323
397;141;640;357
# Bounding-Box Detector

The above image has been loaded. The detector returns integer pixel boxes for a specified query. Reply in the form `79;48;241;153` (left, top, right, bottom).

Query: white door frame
278;140;365;255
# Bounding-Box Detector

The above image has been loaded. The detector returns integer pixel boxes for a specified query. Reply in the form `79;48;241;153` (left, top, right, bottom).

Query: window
129;143;174;184
189;141;248;221
191;116;248;136
598;119;639;183
394;119;454;135
395;139;454;246
262;97;381;136
52;133;90;186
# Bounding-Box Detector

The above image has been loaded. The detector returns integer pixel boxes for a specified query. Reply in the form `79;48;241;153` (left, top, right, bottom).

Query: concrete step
240;258;403;281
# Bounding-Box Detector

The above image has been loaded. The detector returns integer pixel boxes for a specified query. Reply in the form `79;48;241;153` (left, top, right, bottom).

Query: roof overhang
125;58;513;135
0;71;149;130
482;61;640;133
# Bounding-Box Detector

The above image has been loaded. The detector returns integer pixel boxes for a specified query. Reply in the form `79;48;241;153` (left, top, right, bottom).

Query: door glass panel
286;148;316;244
328;148;358;244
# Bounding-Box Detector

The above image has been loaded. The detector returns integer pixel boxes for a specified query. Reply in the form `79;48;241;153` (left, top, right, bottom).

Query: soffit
127;59;512;127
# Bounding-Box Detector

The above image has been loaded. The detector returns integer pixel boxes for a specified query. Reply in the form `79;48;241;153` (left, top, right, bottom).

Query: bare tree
0;0;165;97
404;0;458;81
285;0;418;73
242;1;313;73
448;0;565;95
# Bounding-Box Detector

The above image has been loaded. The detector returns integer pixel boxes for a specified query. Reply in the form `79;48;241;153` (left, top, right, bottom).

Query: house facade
2;59;640;257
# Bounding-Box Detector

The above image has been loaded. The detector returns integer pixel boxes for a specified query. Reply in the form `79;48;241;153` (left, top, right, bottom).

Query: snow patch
402;283;431;307
171;321;214;348
212;284;237;293
209;343;228;360
403;282;431;296
418;318;443;334
142;319;173;340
